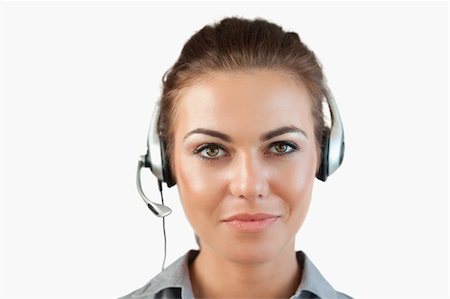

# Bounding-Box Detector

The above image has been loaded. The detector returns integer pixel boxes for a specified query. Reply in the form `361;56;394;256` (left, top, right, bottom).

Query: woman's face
171;69;319;264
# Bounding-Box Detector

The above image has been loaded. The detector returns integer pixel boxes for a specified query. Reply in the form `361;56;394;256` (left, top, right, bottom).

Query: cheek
273;154;316;230
286;175;314;229
173;156;224;231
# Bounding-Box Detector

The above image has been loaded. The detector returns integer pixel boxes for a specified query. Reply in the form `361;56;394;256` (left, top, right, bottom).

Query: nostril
238;193;264;200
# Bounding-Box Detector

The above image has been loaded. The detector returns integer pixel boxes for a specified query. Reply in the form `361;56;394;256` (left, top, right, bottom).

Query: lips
222;213;279;222
222;213;280;233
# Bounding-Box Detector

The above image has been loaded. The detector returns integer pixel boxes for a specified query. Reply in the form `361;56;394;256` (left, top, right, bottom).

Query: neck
189;241;302;299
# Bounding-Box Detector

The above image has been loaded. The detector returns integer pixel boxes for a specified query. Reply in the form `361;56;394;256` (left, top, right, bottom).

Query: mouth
222;213;280;222
222;213;280;233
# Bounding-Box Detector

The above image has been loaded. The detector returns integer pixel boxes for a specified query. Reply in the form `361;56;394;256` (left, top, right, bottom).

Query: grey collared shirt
119;249;352;299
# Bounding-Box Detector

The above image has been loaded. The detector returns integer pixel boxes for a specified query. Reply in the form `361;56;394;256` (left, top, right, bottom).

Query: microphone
136;155;172;217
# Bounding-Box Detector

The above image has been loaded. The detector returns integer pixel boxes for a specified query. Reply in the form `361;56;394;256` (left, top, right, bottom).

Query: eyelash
193;141;300;162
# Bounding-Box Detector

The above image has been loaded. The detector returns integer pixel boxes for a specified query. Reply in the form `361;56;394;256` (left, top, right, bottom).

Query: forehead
174;70;314;141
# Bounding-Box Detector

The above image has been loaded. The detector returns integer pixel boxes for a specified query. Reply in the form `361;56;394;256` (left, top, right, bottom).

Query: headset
135;80;345;269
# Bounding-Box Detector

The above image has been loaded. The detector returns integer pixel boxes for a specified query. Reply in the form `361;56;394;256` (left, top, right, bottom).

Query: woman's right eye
193;144;227;161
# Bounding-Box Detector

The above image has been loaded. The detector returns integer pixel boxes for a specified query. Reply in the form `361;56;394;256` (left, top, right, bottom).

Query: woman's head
157;17;328;263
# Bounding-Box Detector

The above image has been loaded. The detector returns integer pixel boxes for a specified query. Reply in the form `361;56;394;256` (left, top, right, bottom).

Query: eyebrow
183;125;308;143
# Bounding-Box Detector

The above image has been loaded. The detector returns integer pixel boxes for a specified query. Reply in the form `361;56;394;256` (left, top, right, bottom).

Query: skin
171;69;320;299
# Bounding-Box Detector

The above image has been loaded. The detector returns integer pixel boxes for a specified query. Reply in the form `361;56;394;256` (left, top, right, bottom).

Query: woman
121;16;351;299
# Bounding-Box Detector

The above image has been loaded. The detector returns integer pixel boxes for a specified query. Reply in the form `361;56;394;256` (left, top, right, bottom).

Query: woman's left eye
268;141;299;157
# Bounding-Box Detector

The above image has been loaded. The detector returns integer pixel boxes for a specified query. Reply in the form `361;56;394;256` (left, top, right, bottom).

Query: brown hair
158;16;328;180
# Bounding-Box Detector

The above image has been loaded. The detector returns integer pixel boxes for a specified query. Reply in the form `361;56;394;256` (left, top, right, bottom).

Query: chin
219;237;284;265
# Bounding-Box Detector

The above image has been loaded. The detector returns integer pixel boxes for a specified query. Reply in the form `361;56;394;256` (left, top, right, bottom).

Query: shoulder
118;250;198;299
117;276;159;299
117;273;185;299
295;250;353;299
118;284;181;299
336;290;354;299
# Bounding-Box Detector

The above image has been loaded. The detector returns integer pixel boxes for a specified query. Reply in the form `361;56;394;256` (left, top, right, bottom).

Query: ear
161;138;177;187
316;127;331;181
169;158;177;184
315;139;322;173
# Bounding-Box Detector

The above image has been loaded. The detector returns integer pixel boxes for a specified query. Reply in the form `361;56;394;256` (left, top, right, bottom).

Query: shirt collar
145;250;197;299
142;249;339;299
293;251;338;299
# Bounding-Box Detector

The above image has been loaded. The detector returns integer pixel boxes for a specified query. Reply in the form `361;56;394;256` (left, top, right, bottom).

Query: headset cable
158;180;167;271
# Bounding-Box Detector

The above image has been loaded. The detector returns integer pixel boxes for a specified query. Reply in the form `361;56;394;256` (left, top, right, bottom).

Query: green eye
269;142;298;155
204;146;220;157
194;144;226;160
274;144;288;153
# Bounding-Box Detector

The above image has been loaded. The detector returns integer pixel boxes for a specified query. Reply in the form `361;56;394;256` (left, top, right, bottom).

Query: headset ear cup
316;129;330;182
160;138;177;187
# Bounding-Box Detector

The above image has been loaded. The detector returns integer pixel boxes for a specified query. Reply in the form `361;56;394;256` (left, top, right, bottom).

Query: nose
229;152;269;200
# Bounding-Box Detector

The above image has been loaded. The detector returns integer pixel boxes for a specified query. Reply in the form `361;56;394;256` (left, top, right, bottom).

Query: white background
0;1;448;298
